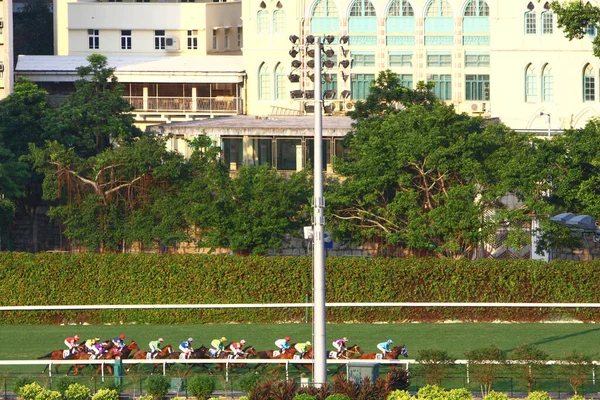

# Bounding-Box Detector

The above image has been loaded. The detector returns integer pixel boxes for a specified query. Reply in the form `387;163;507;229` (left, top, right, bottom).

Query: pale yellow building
0;0;13;99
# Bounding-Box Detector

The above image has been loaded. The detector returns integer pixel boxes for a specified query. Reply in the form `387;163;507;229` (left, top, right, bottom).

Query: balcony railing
125;96;242;115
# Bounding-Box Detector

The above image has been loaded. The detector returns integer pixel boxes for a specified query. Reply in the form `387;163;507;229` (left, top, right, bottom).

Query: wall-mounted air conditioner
165;37;179;51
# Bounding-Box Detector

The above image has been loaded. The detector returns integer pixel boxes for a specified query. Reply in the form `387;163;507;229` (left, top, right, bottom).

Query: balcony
125;96;243;121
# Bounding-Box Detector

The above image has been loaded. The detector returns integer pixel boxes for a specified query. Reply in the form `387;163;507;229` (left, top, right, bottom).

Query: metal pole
312;36;327;387
547;113;551;138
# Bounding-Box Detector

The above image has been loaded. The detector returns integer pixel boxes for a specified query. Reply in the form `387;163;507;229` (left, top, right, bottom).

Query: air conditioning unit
165;37;179;51
345;100;356;111
470;103;483;114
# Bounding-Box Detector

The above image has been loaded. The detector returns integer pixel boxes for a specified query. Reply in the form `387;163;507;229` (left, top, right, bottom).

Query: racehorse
359;345;408;360
96;341;140;375
70;341;116;375
128;345;174;373
329;344;363;359
38;344;85;374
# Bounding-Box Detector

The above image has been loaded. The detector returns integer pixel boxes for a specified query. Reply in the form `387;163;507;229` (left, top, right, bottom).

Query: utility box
170;378;184;391
113;359;123;386
347;363;379;384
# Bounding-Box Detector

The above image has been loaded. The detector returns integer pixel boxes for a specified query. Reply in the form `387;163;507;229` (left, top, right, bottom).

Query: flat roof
149;115;354;131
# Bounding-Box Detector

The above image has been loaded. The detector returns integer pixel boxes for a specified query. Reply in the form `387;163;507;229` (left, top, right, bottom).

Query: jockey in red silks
230;340;246;358
65;335;80;356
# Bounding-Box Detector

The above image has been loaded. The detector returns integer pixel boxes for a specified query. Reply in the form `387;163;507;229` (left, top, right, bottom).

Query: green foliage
238;397;249;400
63;384;91;400
447;388;473;400
55;377;77;396
386;390;413;400
90;389;119;400
417;384;447;400
560;351;593;395
144;375;170;400
416;349;455;386
19;382;45;400
551;1;600;58
237;373;263;394
525;391;551;400
187;375;216;399
464;345;506;397
325;395;352;400
13;0;53;55
569;396;586;400
292;394;317;400
102;381;122;394
483;391;509;400
35;390;62;400
511;344;549;393
13;376;35;394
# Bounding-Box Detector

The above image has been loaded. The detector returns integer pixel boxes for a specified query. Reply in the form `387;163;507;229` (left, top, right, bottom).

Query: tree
415;349;455;386
13;0;54;56
464;345;507;397
551;1;600;58
511;344;549;393
560;351;592;396
328;76;523;257
44;54;142;158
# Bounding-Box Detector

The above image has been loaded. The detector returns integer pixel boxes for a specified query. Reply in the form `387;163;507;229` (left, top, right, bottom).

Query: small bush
187;375;216;399
64;384;91;400
35;390;62;400
238;373;263;394
569;396;586;400
91;389;119;400
19;382;45;400
417;385;447;400
55;377;78;397
386;390;413;400
102;381;122;394
325;395;352;400
483;391;509;400
144;375;170;400
14;378;36;396
137;396;154;400
293;395;317;400
447;388;473;400
526;391;551;400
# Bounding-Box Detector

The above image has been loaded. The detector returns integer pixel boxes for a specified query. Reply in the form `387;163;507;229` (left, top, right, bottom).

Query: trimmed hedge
0;253;599;324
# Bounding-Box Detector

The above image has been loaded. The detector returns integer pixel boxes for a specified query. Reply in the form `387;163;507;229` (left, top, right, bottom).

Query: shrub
187;375;216;399
55;377;78;397
137;396;154;400
144;375;170;400
35;390;62;400
19;382;44;400
325;395;352;400
569;396;586;400
417;384;447;400
526;391;551;400
293;394;317;400
102;381;122;394
386;390;413;400
447;388;473;400
416;349;455;386
238;373;263;394
64;384;91;400
483;391;509;400
91;389;119;400
14;378;36;396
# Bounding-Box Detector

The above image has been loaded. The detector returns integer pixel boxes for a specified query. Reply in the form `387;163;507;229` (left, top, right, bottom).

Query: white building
0;0;13;99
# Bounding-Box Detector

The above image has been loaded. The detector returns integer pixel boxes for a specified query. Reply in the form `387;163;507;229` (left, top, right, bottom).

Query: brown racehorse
329;344;363;359
97;341;140;375
70;341;116;375
359;345;408;360
38;344;86;374
128;345;174;373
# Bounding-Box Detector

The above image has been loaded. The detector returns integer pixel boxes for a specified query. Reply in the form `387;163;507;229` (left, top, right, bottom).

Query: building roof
15;55;246;83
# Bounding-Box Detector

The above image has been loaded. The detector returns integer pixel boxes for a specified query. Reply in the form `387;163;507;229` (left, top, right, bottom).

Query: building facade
0;0;13;99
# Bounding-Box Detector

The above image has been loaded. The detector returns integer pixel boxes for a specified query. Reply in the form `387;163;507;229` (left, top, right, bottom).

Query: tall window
350;0;376;16
542;64;553;102
388;0;414;16
120;30;131;50
525;3;536;34
273;10;285;33
525;64;537;102
259;63;271;100
224;29;229;49
400;74;413;88
426;0;452;17
274;63;286;100
212;29;217;50
237;27;243;48
584;64;595;102
88;29;99;49
154;30;165;50
429;74;452;100
257;9;269;34
464;0;489;16
541;3;553;34
313;0;339;17
187;30;198;50
351;74;375;100
465;74;490;101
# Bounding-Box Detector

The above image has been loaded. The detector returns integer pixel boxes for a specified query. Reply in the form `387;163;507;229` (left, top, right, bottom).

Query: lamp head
289;34;299;44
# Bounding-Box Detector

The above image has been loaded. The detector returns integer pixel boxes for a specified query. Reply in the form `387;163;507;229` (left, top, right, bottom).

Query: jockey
179;338;194;359
210;337;227;357
332;337;348;358
275;336;291;354
149;338;164;359
377;339;393;356
112;334;126;349
85;337;100;354
64;335;80;356
230;340;246;358
294;341;311;358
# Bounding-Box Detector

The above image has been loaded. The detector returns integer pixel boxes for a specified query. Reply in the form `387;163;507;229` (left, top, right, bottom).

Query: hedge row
0;253;598;324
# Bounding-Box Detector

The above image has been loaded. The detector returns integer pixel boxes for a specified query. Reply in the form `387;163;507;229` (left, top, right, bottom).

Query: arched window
426;0;452;17
273;10;285;34
525;64;537;102
464;0;489;16
542;64;553;102
525;2;536;34
257;3;269;35
541;2;553;34
350;0;376;16
274;63;286;100
584;64;595;102
388;0;414;16
259;63;271;100
311;0;340;34
313;0;338;17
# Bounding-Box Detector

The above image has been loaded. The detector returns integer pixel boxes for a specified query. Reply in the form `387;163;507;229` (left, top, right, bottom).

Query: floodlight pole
312;35;327;387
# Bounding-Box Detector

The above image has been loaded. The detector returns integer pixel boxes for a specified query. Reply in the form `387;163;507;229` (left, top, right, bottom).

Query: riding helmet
120;334;126;340
306;341;311;346
240;340;246;344
285;336;291;341
94;337;100;341
188;338;193;342
387;339;393;344
220;337;227;341
159;338;164;342
74;335;80;340
342;337;348;342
